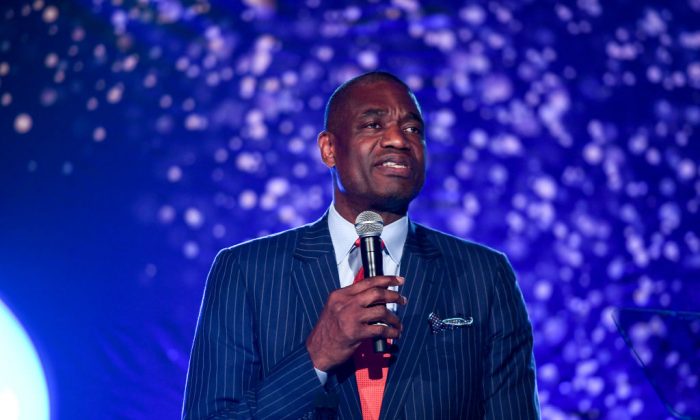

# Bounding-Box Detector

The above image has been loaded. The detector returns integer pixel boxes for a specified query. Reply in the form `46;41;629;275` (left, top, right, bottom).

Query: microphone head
354;211;384;238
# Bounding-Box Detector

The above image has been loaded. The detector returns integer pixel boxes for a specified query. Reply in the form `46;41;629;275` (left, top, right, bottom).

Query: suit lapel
380;221;443;419
290;213;363;419
291;213;338;327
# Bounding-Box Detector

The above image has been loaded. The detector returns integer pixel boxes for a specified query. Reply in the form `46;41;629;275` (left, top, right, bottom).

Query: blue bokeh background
1;0;699;418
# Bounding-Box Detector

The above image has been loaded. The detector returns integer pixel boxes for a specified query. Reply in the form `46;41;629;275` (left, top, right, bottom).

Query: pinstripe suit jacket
183;212;539;419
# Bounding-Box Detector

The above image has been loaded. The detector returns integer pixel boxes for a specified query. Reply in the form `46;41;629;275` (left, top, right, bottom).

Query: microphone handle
359;236;388;353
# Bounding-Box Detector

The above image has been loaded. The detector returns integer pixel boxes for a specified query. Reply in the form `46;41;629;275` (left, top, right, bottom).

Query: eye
363;121;382;129
404;126;422;135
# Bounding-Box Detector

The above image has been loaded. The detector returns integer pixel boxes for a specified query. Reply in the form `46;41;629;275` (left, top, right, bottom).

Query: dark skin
306;79;427;371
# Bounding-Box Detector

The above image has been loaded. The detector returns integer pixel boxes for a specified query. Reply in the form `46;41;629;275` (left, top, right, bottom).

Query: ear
317;131;336;168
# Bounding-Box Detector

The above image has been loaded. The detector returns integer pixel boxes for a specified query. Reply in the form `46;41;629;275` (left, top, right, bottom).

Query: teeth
382;162;407;168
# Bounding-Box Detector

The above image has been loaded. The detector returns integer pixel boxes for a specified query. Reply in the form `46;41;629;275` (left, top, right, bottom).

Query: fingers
349;275;405;294
358;305;402;329
367;323;402;339
307;277;408;370
357;287;407;308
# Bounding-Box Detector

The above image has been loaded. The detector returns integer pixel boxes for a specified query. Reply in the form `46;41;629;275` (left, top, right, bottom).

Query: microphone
354;210;388;353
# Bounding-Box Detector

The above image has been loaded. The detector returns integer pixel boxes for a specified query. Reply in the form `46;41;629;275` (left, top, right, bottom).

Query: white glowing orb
0;300;50;420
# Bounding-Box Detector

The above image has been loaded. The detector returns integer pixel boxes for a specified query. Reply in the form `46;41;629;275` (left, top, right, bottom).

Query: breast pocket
418;318;481;417
426;324;475;357
424;283;483;371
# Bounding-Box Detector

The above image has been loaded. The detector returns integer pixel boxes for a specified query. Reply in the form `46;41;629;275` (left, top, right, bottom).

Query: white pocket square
428;312;474;334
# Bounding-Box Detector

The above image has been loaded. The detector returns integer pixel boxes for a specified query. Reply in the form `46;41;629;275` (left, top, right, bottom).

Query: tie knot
354;237;385;249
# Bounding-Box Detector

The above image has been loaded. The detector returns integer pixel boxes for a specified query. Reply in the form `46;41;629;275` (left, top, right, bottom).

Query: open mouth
377;154;411;169
376;156;412;177
381;161;408;169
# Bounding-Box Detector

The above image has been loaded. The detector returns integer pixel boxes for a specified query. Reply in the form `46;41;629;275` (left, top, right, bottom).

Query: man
183;71;539;419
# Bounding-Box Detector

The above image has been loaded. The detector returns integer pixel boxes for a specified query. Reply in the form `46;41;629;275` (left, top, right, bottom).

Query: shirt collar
327;203;408;266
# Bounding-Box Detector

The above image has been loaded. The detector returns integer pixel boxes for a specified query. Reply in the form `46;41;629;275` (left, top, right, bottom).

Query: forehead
343;80;421;117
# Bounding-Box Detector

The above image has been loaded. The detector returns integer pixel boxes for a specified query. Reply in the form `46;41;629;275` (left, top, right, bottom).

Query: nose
380;124;410;149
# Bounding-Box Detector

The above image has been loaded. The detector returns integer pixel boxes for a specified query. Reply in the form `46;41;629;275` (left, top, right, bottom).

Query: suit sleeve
482;254;540;419
182;249;325;419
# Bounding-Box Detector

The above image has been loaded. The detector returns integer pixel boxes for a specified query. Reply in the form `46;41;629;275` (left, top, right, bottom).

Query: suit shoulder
215;222;313;260
413;222;507;262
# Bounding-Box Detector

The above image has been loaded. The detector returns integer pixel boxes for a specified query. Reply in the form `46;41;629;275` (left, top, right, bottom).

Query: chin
373;192;418;213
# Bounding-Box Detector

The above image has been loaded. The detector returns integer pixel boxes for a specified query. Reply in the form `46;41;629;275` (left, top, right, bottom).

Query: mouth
381;161;408;169
375;155;412;176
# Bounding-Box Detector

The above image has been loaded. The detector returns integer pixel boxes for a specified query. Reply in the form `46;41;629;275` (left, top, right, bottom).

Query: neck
332;197;408;226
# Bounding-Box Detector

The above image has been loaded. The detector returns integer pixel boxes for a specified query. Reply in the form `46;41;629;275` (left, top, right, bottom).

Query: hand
306;275;407;372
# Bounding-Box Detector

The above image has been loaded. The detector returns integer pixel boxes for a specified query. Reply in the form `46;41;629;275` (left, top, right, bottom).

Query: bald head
323;71;421;134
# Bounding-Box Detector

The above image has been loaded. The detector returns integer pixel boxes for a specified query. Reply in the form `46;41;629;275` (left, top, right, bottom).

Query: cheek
334;162;366;191
417;153;427;176
342;151;369;174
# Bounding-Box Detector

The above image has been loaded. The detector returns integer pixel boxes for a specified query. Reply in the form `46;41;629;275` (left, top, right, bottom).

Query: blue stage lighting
0;299;50;420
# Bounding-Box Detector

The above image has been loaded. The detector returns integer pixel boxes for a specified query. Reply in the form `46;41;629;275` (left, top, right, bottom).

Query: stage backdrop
1;0;698;418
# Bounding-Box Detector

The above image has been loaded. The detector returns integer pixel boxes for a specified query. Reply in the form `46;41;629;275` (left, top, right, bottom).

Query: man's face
319;80;426;216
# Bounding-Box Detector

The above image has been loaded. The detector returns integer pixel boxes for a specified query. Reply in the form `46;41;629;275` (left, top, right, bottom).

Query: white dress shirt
314;204;408;384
